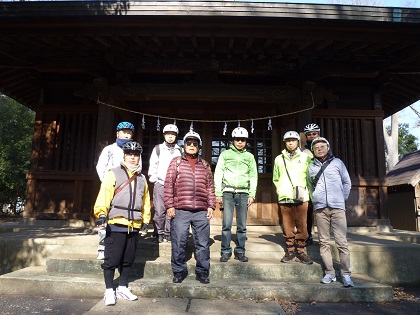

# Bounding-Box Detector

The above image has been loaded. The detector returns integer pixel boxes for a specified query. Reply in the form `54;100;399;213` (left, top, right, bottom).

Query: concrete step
0;266;392;303
46;256;324;282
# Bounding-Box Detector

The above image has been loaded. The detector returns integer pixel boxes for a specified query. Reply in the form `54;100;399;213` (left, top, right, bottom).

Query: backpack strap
312;158;333;187
114;173;137;197
155;144;160;157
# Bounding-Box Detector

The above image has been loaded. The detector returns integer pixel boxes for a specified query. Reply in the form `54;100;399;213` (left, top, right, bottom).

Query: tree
383;113;399;171
385;122;418;169
0;94;35;214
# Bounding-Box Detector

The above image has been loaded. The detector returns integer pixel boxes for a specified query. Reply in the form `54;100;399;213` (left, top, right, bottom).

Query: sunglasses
306;132;318;137
185;141;199;147
234;138;247;142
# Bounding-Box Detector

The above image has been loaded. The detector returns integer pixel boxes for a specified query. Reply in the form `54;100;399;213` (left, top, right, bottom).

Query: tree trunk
383;112;399;171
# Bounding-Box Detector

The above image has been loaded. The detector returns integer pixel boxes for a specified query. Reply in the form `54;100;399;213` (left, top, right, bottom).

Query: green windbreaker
272;148;311;202
214;144;258;198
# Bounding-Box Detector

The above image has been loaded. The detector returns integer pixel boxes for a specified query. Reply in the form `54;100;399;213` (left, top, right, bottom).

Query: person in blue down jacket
307;137;354;288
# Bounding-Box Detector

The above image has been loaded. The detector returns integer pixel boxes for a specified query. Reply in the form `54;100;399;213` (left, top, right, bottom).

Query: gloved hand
140;223;148;236
96;215;107;227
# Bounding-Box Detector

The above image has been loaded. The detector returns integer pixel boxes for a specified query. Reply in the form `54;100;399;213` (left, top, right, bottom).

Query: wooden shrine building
1;1;420;226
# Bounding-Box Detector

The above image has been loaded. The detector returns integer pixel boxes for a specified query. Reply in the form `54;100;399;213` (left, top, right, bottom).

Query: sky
384;102;420;146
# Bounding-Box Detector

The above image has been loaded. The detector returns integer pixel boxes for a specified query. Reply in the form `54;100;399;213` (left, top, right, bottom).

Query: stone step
46;256;324;282
0;266;393;303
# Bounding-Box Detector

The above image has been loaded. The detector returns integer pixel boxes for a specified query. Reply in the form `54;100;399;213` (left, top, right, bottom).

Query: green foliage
386;123;418;159
0;94;35;214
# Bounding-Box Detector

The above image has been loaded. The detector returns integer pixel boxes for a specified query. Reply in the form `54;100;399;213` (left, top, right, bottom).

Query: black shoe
154;235;164;243
234;253;249;262
196;274;210;284
173;271;188;283
220;253;231;262
306;236;313;246
281;251;296;263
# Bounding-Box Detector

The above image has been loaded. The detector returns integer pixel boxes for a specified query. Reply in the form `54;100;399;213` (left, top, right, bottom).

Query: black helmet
123;141;143;154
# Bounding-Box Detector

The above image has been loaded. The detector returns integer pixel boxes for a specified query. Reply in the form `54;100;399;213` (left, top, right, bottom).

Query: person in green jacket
214;127;258;263
273;131;313;265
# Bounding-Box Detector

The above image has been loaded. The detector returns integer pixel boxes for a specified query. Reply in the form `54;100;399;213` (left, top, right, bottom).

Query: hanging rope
96;91;315;124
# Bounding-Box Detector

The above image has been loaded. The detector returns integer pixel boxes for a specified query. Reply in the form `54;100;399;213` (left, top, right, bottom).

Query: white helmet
304;123;320;134
232;127;249;138
183;130;202;146
283;131;300;141
163;124;179;134
311;137;330;151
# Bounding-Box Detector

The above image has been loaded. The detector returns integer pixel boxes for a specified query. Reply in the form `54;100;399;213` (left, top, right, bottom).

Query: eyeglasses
185;141;199;147
306;132;318;137
313;145;328;151
234;138;247;142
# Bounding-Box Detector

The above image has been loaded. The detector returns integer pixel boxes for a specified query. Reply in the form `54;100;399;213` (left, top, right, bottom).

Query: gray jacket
307;155;351;211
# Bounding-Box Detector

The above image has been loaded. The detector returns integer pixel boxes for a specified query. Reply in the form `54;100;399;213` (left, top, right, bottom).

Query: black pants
307;201;314;237
101;227;139;289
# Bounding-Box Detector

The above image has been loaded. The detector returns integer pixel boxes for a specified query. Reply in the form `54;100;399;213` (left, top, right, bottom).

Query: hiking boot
281;251;296;263
342;275;355;287
97;250;105;260
220;253;231;262
103;290;116;306
116;286;138;301
296;252;313;265
163;235;171;242
195;273;210;284
173;271;188;283
321;274;337;284
234;253;249;262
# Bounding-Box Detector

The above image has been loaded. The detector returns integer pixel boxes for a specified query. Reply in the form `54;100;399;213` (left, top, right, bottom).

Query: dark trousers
307;201;313;237
279;202;308;254
153;182;171;236
101;227;139;289
171;209;210;276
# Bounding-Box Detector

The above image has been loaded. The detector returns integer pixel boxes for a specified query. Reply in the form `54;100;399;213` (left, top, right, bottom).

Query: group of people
93;120;354;307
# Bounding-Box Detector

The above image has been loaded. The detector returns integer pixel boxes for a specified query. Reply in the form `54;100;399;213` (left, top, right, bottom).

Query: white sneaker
104;291;116;306
97;250;105;260
321;274;337;284
343;275;355;287
116;287;138;301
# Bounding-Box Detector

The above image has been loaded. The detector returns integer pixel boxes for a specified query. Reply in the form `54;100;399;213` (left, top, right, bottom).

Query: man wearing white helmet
273;131;313;265
301;123;321;246
301;123;321;158
214;127;258;263
164;131;215;284
148;124;182;243
307;137;353;287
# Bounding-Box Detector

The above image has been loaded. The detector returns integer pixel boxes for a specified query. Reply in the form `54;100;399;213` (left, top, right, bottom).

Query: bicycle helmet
163;124;179;134
283;131;300;141
303;123;320;134
123;141;143;154
116;121;135;132
311;137;330;151
231;127;249;138
183;131;202;146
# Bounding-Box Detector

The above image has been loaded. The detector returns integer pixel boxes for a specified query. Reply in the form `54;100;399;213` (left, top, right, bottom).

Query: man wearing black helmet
301;123;321;246
94;141;151;306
